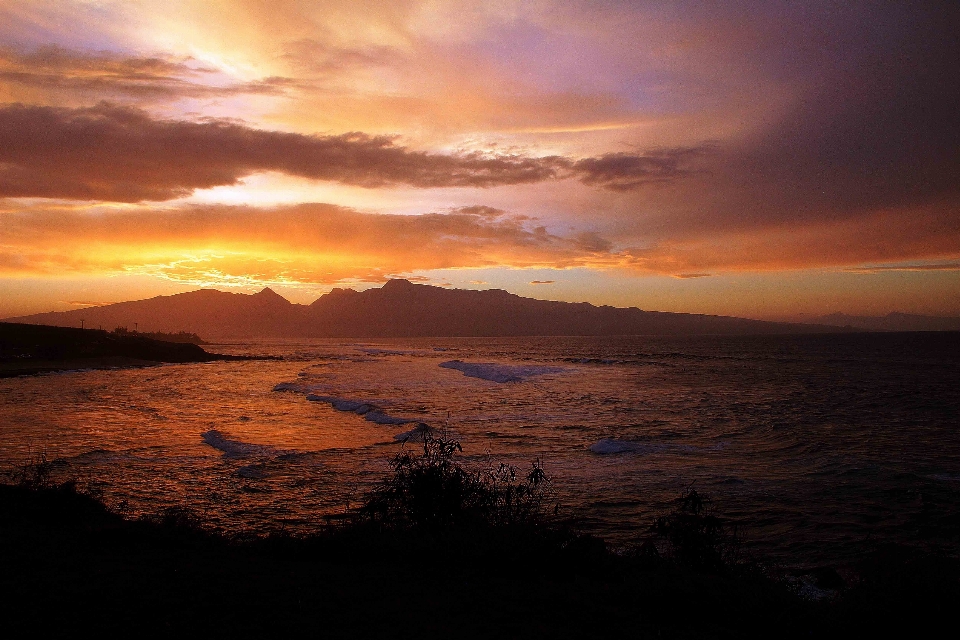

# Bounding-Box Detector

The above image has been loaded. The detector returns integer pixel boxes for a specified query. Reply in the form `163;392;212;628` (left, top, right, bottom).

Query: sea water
1;333;958;565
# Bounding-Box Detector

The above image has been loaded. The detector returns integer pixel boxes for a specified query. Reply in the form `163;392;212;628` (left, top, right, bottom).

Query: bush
652;489;742;573
357;432;551;532
10;452;56;490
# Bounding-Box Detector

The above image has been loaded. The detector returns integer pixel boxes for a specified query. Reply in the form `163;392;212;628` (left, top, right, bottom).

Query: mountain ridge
810;312;960;332
4;279;854;339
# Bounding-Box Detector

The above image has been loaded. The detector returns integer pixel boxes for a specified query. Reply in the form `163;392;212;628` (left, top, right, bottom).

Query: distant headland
0;323;249;378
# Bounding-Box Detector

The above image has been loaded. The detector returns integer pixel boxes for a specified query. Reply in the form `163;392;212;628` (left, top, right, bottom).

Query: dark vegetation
110;326;207;344
358;435;550;530
651;489;742;573
0;322;250;377
2;439;958;638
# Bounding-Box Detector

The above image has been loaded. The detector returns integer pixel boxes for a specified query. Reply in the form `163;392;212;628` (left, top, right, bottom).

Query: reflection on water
1;333;958;564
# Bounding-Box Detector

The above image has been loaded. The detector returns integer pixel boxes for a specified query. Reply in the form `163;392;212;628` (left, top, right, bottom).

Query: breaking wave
305;394;416;425
439;360;568;383
202;430;279;458
393;422;433;442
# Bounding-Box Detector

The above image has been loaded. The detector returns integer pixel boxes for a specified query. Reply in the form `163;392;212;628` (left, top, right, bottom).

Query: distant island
2;279;862;340
809;312;960;332
0;323;244;378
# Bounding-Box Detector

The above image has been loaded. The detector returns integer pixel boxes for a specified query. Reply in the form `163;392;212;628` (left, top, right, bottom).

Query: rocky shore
0;322;264;377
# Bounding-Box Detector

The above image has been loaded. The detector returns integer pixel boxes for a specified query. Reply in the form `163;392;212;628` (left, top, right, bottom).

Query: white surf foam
439;360;568;383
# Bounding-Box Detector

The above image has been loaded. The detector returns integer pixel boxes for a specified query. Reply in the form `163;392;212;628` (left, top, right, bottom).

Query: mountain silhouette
811;312;960;332
5;279;849;339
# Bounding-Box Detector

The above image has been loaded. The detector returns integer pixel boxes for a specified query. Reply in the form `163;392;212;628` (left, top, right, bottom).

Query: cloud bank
0;102;710;201
0;203;619;284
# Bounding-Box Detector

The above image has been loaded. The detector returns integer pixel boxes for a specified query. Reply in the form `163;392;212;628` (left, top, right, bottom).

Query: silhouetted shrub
652;489;741;573
358;432;551;532
10;452;56;490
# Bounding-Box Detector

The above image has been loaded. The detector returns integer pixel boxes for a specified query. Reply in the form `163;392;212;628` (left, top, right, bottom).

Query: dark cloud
618;207;960;274
701;2;960;226
571;231;614;253
0;102;560;200
0;45;297;100
571;147;714;191
591;1;960;267
0;102;705;201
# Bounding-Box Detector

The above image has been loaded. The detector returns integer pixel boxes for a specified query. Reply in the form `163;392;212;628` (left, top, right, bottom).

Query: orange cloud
0;202;620;286
3;198;958;292
0;45;297;104
619;207;960;274
842;262;960;274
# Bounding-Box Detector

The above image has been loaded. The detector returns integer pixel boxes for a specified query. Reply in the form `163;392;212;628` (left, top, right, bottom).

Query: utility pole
80;319;84;330
134;322;138;332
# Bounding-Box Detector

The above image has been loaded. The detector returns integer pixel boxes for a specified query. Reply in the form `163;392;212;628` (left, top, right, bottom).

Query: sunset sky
1;1;958;319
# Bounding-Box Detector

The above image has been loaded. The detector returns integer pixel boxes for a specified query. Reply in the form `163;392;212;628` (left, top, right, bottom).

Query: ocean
1;332;958;566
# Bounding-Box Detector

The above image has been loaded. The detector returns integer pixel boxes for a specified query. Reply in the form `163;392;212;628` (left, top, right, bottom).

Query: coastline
0;322;272;378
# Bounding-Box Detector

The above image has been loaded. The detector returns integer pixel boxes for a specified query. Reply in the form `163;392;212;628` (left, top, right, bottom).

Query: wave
201;430;279;459
364;410;414;425
565;357;625;365
393;422;432;442
930;473;960;484
357;347;422;356
237;463;267;479
589;438;726;455
273;382;313;393
305;394;416;425
439;360;568;383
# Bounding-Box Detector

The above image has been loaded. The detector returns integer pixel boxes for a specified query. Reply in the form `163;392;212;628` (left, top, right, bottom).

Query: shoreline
0;322;276;378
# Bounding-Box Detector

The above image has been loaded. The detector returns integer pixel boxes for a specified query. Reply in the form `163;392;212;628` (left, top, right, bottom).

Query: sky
0;0;958;320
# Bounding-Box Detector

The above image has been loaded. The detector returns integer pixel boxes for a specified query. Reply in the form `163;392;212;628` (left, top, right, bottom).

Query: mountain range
808;312;960;332
4;279;856;339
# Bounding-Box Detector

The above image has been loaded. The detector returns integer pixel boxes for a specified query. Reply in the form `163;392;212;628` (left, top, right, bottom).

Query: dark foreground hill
0;322;248;377
2;449;956;639
5;279;848;339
